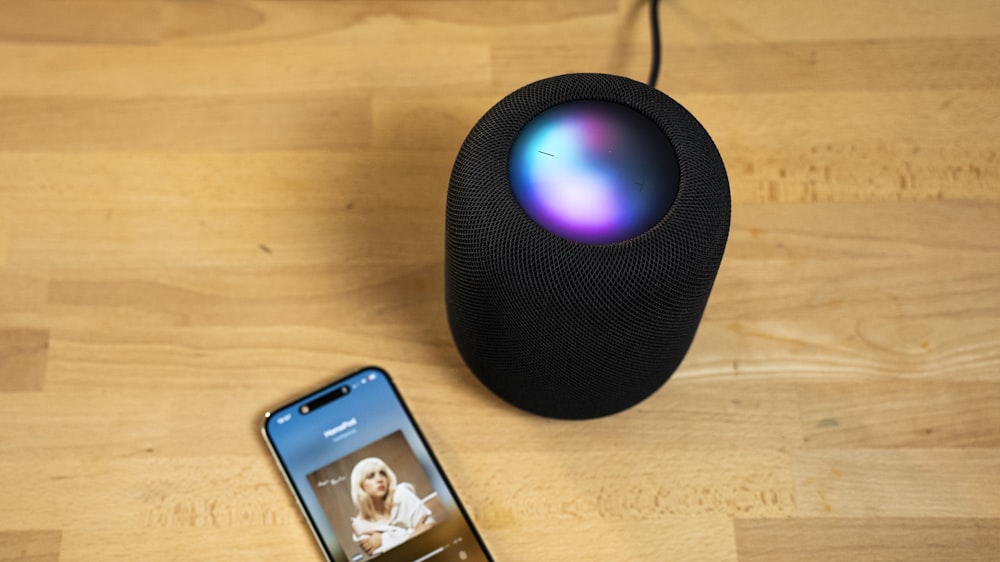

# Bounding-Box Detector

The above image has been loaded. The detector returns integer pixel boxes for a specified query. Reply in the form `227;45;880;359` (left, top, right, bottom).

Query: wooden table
2;1;999;560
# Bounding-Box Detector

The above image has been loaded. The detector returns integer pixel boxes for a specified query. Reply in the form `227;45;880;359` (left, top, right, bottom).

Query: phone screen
262;366;492;562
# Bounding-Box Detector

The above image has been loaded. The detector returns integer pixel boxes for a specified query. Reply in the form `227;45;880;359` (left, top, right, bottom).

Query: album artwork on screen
307;431;448;561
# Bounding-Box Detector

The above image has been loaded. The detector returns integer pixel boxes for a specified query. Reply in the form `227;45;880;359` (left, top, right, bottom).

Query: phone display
262;366;493;562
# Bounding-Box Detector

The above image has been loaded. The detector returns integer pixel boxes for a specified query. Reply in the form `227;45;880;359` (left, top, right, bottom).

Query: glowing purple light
509;100;678;245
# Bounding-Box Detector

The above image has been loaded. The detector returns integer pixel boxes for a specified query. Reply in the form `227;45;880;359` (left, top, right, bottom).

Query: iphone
262;366;493;562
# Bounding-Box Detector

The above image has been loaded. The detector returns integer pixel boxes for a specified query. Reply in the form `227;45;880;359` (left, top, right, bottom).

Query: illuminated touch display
509;100;679;244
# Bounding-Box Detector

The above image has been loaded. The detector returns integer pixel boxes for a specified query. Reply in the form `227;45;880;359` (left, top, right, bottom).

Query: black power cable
647;0;662;89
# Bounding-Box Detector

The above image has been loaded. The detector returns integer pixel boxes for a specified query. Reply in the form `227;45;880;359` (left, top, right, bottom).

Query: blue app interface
264;367;490;562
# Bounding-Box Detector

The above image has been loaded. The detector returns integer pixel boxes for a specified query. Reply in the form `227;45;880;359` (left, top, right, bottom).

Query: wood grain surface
2;1;999;560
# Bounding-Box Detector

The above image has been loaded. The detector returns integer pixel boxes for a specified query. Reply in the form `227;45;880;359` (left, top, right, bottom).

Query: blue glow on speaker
509;100;679;245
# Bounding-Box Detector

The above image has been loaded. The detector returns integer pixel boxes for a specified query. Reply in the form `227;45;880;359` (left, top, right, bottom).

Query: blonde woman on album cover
350;457;435;556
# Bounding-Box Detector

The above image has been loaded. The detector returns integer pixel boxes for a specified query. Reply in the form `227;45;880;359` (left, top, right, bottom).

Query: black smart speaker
445;73;729;419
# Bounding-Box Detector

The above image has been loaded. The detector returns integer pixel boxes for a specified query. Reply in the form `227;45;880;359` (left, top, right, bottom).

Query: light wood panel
1;0;999;560
735;519;1000;562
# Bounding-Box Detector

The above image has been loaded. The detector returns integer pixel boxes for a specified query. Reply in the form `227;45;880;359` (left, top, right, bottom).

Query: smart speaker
445;73;729;419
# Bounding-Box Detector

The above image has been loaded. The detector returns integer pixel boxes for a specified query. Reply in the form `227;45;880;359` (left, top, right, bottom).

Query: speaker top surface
508;99;680;245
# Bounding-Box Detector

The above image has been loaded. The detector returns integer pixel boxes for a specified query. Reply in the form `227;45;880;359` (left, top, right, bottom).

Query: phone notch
299;384;351;415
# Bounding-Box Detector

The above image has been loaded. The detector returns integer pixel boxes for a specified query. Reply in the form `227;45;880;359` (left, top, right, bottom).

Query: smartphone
262;366;493;562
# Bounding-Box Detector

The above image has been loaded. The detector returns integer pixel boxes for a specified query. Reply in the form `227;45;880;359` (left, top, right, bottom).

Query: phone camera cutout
301;385;351;415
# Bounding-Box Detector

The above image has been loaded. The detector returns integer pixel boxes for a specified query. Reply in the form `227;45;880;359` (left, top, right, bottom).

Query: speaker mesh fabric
446;73;730;419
